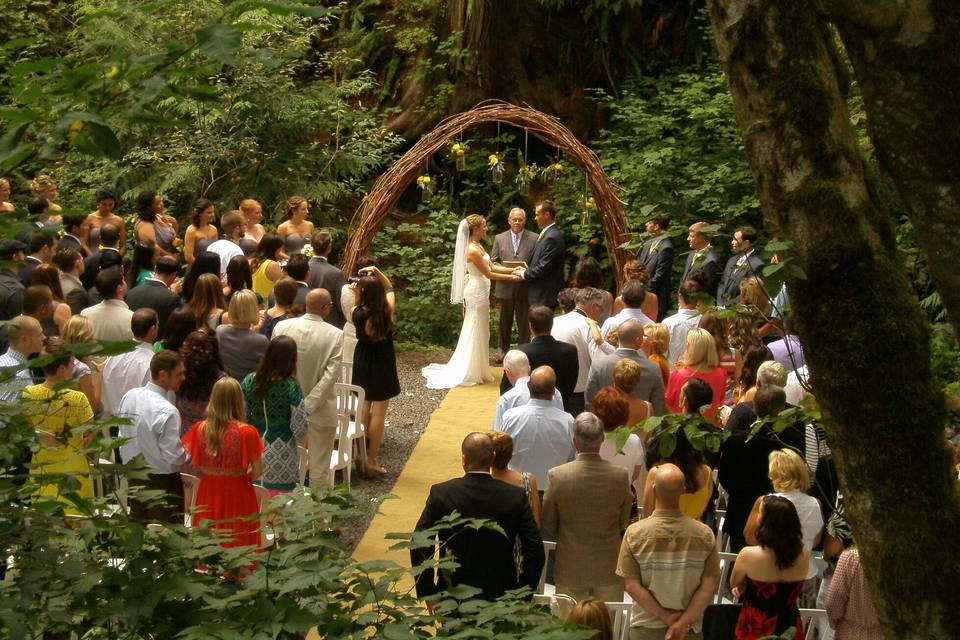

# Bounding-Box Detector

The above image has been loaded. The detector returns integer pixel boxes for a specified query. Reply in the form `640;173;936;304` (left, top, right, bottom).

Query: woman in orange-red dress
182;377;263;549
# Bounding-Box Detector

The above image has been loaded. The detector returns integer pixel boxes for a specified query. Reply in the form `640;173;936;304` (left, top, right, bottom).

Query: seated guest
585;319;666;415
825;543;883;640
488;431;541;526
206;209;246;275
593;387;645;491
662;278;703;366
642;322;670;387
543;411;632;603
556;287;578;314
101;309;159;418
22;284;70;337
732;495;809;640
698;311;737;386
600;279;653;341
785;364;811;406
176;330;226;435
80;267;134;341
492;349;563;430
117;350;187;523
496;366;576;492
664;328;726;422
216;289;268;381
410;432;544;602
499;305;579;411
126;255;181;337
568;598;614;640
261;277;299;340
611;357;653;429
551;287;616;414
727;360;787;434
190;273;227;330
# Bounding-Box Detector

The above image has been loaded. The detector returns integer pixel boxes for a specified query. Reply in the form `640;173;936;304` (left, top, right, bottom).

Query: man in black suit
717;225;765;306
18;232;54;287
679;221;722;299
81;222;123;289
15;198;51;244
499;305;579;412
125;256;181;336
490;207;538;361
306;229;347;328
411;432;544;602
519;201;565;309
639;216;675;321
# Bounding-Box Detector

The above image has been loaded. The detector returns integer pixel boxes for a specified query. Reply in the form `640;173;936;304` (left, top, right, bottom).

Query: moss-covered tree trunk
706;0;960;636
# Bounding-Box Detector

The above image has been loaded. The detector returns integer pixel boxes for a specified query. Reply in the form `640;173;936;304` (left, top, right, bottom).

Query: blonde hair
0;178;10;191
568;598;613;640
768;448;811;492
228;289;260;326
31;174;56;195
643;323;669;356
284;195;307;219
61;315;96;344
622;259;649;286
739;277;772;316
202;377;246;455
681;328;719;371
239;199;261;216
465;214;485;233
612;358;642;394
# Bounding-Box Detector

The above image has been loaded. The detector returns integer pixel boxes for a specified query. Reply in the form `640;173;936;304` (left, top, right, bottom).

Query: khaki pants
308;422;336;490
554;582;624;604
630;627;702;640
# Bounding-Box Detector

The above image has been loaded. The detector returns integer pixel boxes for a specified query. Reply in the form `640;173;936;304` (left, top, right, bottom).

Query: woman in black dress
351;266;399;478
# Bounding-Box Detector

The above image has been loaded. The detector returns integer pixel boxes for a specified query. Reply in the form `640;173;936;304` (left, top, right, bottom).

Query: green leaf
197;24;243;65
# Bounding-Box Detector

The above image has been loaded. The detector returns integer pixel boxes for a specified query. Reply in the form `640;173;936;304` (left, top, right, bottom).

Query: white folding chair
606;601;633;640
336;382;367;470
180;472;200;527
254;484;274;547
537;540;557;594
339;361;353;384
297;444;309;487
800;608;833;640
328;413;353;488
714;552;740;604
532;592;577;620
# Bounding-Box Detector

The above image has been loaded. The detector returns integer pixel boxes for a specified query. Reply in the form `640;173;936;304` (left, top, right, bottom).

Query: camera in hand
347;276;361;284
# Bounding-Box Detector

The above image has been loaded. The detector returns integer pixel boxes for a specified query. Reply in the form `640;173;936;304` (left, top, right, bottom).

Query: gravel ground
336;347;455;554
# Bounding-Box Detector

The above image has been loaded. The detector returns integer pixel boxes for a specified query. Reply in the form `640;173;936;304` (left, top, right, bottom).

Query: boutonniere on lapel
649;238;662;254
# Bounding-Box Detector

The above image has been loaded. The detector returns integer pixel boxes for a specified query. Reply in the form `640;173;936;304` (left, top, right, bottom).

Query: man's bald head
305;288;331;316
654;463;686;508
528;365;556;400
7;315;44;355
617;319;645;348
461;432;494;471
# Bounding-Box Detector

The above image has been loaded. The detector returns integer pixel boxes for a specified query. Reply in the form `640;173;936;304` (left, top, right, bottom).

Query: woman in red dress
664;328;727;422
182;377;264;549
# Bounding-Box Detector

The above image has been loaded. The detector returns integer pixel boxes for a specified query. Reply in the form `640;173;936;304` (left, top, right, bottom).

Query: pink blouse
825;549;883;640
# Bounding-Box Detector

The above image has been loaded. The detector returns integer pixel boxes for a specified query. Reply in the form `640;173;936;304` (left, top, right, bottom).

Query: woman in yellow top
251;233;284;300
24;339;95;514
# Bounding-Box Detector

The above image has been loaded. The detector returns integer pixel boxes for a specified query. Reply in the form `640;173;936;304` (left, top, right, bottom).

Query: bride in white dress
423;215;522;389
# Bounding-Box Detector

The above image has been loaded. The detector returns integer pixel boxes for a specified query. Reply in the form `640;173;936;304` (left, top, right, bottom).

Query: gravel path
336;347;454;554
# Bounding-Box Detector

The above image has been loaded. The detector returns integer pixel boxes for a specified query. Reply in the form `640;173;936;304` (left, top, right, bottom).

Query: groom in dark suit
519;200;565;309
411;432;544;602
490;207;538;361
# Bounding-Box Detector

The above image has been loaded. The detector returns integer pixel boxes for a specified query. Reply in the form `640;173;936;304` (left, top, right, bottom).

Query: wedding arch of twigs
341;99;631;285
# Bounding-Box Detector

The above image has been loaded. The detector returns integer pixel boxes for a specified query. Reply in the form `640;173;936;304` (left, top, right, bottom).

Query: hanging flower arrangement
450;142;469;171
580;195;596;225
516;152;539;196
416;174;434;202
542;161;564;183
488;153;505;183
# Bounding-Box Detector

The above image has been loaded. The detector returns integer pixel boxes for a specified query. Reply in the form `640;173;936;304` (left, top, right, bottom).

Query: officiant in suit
639;216;675;321
519;200;565;310
490;207;538;360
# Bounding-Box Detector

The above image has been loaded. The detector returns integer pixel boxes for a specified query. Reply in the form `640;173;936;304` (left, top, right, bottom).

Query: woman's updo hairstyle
190;198;214;227
284;195;307;219
465;214;485;234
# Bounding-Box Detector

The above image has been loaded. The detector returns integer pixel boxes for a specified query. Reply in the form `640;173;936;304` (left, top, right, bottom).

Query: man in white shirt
117;350;187;523
80;267;133;341
273;288;342;489
492;350;564;429
551;287;617;413
496;366;575;492
662;279;702;366
206;210;246;276
102;309;159;418
600;279;653;341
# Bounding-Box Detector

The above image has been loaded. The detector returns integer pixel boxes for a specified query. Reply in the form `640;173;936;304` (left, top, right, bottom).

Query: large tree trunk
706;1;960;637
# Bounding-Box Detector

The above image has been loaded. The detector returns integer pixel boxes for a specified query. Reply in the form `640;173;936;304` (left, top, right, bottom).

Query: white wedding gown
422;253;495;389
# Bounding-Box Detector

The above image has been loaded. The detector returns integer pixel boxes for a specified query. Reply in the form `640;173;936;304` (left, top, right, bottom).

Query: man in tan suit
273;288;342;489
542;411;633;602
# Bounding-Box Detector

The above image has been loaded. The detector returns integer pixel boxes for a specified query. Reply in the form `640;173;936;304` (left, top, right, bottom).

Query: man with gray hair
551;287;617;415
543;411;633;602
585;319;666;415
490;207;538;361
725;360;789;433
492;349;564;429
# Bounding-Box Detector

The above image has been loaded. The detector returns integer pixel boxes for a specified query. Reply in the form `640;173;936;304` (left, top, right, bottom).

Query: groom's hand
515;268;526;280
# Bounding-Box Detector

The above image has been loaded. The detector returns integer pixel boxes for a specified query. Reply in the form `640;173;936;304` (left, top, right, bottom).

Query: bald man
0;315;45;403
585;319;666;415
272;288;343;489
411;433;544;601
617;464;720;640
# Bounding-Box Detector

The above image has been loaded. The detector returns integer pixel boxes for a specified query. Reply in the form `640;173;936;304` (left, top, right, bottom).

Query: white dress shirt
551;309;616;392
80;299;134;342
599;307;653;341
102;341;155;417
492;375;565;430
206;238;243;276
496;399;575;489
117;381;186;473
662;308;702;365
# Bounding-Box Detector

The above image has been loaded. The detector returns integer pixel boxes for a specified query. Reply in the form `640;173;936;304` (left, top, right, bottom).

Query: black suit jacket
307;257;347;328
717;251;765;306
499;335;579;410
680;247;722;296
639;235;675;320
125;279;181;337
81;248;124;290
524;225;565;309
56;234;88;258
410;473;544;600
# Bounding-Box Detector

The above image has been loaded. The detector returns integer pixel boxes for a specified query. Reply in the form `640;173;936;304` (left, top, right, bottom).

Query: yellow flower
455;148;465;157
68;120;84;142
488;154;499;166
106;65;120;78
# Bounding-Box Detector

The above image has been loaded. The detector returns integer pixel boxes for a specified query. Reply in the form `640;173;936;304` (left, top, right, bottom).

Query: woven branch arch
341;99;631;285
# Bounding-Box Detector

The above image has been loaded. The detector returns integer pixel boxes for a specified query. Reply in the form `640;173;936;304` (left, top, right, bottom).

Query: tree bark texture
706;1;960;637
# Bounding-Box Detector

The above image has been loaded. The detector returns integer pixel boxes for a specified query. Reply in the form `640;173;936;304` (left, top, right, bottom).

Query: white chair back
339;361;353;384
537;540;557;594
297;444;309;487
606;601;633;640
800;608;833;640
337;382;367;467
532;592;577;620
180;472;200;525
328;412;352;488
714;552;739;604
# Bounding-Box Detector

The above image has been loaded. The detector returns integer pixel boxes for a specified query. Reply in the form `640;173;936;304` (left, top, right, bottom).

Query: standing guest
593;387;645;491
126;255;181;337
0;177;14;212
181;377;263;549
101;309;159;418
612;259;659;320
117;350;188;523
306;230;347;328
0;316;45;403
57;214;89;257
585;319;667;416
22;284;70;337
215;289;268;381
731;495;809;640
825;545;883;640
768;331;806;373
350;269;399;477
339;255;393;364
617;464;720;640
571;257;615;325
718;225;765;306
490;206;538;359
19;232;54;287
272;288;342;488
543;411;633;602
699;311;738;386
53;248;89;314
277;253;310;308
734;345;774;405
125;241;156;288
30;174;63;214
261;277;298;340
492;349;564;430
551;287;616;415
207;210;246;276
488;430;541;525
81;267;134;342
663;279;704;366
190;273;227;330
251;233;284;300
611;358;654;429
81;222;123;292
16;197;51;243
411;432;544;602
726;360;786;433
30;263;68;311
134;190;178;258
499;305;579;412
24;340;94;514
241;336;308;495
180;251;221;304
223;255;258;304
739;276;777;338
680;221;722;296
0;239;26;328
665;329;726;422
175;330;226;435
601;279;653;341
239;198;266;243
154;306;199;353
277;195;315;256
568;599;614;640
642;323;671;387
639;216;675;321
183;198;218;265
84;187;126;256
60;316;104;413
496;366;575;492
518;200;565;309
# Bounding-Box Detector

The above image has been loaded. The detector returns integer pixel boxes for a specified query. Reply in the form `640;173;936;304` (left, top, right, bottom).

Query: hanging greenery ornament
450;142;468;171
581;195;596;225
416;174;434;202
542;160;564;183
516;151;539;197
488;153;505;183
